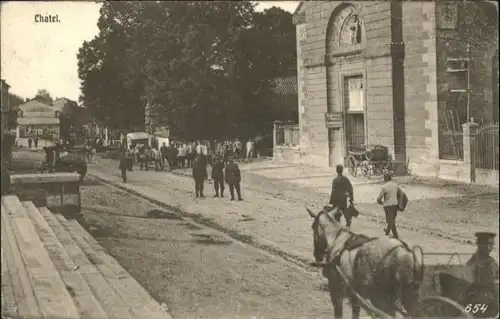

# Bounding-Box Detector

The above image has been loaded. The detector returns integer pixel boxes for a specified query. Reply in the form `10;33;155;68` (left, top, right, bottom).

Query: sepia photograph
1;1;498;318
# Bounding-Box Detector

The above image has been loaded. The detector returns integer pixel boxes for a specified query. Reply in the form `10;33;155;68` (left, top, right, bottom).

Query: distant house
16;99;60;139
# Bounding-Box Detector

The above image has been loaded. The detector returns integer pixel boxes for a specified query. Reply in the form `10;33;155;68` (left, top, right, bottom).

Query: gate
473;123;499;171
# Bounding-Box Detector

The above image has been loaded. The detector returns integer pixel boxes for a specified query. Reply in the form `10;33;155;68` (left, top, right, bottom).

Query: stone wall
402;1;439;177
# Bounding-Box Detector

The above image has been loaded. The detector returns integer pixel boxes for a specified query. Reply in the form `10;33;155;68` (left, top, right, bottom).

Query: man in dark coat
211;155;225;197
225;157;243;201
192;154;207;198
329;164;354;227
160;143;169;170
42;146;55;173
119;150;128;183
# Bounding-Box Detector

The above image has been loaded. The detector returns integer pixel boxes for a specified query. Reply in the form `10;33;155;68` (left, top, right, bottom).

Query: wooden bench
1;194;171;318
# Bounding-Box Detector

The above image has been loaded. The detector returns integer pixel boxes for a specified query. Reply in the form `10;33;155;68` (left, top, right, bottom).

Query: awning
126;132;149;140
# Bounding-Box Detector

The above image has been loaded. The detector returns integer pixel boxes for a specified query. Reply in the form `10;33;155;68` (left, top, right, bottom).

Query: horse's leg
328;278;343;319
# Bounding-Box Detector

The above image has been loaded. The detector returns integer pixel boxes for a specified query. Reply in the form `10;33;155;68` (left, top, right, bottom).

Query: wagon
413;252;499;318
345;144;394;179
312;252;499;318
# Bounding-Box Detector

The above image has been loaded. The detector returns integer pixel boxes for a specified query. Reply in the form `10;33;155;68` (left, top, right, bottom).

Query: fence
473;123;499;171
439;131;464;160
275;123;299;146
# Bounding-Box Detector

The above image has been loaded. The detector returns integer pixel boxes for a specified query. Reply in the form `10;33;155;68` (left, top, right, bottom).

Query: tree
33;89;53;105
6;92;25;130
77;2;297;139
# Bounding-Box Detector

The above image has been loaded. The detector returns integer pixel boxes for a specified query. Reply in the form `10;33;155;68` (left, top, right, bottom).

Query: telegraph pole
466;42;471;121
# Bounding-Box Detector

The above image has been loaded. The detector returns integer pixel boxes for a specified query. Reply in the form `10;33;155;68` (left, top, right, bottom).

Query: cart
413;252;498;318
312;252;498;318
345;144;394;179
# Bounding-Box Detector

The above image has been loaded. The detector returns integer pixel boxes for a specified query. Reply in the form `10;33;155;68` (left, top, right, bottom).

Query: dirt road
80;181;341;319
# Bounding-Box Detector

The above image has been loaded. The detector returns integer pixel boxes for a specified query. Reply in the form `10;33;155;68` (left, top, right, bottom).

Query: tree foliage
33;89;53;105
77;2;297;138
6;92;25;130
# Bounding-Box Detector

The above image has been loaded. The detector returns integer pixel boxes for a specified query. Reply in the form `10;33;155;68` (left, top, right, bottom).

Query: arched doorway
325;3;366;167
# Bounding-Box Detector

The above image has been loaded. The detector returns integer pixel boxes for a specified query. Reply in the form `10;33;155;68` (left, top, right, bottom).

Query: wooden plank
1;212;19;319
59;216;172;319
10;173;80;185
1;195;79;319
39;208;136;319
0;202;42;318
25;202;109;319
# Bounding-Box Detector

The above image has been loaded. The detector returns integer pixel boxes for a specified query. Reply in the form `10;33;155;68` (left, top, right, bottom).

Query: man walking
126;145;134;171
225;157;243;201
192;154;207;198
376;173;404;238
329;164;354;227
160;142;169;170
245;138;254;162
119;149;129;183
211;155;225;197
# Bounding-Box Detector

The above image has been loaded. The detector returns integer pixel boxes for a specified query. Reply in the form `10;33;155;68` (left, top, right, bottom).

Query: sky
0;1;299;102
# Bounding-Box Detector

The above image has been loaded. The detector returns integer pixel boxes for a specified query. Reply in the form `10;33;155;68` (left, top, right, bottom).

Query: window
345;77;364;112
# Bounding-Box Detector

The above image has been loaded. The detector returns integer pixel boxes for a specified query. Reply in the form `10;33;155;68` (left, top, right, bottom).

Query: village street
89;153;499;263
8;147;499;319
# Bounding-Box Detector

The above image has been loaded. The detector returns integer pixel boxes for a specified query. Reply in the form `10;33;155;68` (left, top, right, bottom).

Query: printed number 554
465;304;488;314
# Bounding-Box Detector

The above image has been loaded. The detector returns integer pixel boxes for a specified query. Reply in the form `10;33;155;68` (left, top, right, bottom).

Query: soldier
466;232;499;285
192;154;207;198
211;155;225;197
328;164;354;227
225;156;243;201
464;232;499;318
118;149;129;183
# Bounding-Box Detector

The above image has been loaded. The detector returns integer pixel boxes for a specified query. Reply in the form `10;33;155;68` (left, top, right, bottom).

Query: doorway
343;75;365;154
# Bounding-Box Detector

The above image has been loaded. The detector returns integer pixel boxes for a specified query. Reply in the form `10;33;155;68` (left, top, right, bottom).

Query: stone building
1;79;11;142
291;1;498;178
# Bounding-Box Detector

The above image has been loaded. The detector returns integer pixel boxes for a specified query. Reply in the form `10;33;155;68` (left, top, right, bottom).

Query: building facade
292;1;498;178
16;100;60;140
1;79;11;142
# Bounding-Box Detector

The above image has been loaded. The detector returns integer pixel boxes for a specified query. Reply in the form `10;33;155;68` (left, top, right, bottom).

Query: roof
52;97;77;111
269;76;298;96
18;100;55;113
17;117;60;125
126;132;149;140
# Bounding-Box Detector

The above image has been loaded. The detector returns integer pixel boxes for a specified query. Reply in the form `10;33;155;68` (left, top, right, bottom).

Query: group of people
326;164;408;239
27;135;40;148
117;139;246;201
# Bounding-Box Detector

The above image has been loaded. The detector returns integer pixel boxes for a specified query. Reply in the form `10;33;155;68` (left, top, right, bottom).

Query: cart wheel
360;161;371;179
413;296;475;318
347;156;358;177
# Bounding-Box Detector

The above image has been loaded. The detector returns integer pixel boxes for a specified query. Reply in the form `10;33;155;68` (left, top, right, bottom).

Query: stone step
57;216;172;319
39;207;137;319
1;205;21;319
24;201;109;319
1;195;79;319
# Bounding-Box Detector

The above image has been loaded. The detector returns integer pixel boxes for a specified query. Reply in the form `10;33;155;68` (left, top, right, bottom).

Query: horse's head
306;206;343;262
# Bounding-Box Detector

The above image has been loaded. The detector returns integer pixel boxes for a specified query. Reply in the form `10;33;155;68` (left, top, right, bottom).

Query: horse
307;206;424;319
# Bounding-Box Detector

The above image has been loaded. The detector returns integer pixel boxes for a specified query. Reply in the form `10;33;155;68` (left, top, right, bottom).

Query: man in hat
377;172;405;239
192;154;207;198
466;232;499;286
225;156;243;201
211;155;225;197
328;164;354;227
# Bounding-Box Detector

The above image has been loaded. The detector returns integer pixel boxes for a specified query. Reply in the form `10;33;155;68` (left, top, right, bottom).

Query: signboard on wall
437;2;458;30
325;112;343;129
